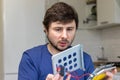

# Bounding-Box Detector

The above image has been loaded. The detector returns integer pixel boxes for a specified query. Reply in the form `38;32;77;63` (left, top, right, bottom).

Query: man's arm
18;52;38;80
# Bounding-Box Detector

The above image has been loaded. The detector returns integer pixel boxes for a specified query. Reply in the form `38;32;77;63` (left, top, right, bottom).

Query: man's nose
61;30;68;39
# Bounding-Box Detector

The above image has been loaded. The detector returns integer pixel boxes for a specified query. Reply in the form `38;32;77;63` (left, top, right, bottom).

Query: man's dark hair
43;2;79;30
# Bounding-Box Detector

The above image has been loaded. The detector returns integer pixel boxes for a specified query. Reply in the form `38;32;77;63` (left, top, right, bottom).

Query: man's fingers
46;73;63;80
53;74;61;80
66;74;71;80
111;68;117;74
46;74;54;80
105;68;117;80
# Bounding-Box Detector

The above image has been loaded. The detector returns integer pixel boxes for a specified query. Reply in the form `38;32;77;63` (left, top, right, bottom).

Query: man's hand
105;68;117;80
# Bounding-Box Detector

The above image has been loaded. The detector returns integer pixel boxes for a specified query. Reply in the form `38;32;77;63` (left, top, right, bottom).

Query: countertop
93;61;120;72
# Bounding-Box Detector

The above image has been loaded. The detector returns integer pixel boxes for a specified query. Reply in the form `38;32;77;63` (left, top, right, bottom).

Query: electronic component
56;65;65;76
87;64;116;80
52;44;85;76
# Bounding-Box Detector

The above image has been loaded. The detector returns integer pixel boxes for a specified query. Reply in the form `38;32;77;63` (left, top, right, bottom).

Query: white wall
73;29;102;61
102;26;120;61
73;26;120;62
2;0;46;80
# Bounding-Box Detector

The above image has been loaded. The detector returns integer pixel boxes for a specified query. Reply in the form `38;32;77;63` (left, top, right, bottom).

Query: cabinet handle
100;21;109;24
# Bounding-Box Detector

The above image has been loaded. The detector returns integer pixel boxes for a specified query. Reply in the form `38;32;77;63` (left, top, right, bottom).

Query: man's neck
47;43;60;55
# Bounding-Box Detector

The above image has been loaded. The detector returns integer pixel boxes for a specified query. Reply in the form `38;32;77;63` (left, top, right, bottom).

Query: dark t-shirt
18;44;94;80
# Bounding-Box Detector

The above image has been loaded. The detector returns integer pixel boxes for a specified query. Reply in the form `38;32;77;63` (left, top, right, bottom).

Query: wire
56;66;90;80
67;72;90;80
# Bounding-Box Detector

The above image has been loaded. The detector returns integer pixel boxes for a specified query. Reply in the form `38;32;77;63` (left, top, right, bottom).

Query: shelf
94;61;120;72
78;23;120;30
86;0;96;5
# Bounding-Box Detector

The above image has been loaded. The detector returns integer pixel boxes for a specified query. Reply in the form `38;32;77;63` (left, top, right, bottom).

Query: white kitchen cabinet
97;0;120;25
79;0;120;30
97;0;120;29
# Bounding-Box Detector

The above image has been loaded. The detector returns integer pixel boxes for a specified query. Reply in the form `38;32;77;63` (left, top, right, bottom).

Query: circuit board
52;44;85;75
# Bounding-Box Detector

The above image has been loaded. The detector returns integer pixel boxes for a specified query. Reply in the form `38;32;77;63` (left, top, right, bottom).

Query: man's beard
47;36;72;52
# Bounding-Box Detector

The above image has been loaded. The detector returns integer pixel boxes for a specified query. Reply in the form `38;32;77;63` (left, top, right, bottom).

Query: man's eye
67;28;73;31
55;28;61;31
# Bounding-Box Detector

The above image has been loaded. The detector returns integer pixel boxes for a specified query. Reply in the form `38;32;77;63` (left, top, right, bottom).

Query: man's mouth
59;42;68;47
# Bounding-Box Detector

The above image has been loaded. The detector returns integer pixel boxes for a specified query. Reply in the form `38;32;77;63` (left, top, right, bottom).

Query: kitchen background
0;0;120;80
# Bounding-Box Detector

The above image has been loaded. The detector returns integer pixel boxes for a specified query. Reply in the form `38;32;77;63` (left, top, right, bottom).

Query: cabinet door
97;0;120;25
59;0;86;28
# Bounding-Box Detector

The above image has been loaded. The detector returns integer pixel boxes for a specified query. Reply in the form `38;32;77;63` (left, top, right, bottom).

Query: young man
18;2;117;80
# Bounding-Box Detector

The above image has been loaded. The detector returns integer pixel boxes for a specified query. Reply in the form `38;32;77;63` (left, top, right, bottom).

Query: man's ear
44;29;46;33
44;28;48;34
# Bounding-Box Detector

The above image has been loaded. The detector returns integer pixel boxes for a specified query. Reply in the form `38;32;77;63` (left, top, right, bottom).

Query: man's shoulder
23;44;48;56
83;51;91;58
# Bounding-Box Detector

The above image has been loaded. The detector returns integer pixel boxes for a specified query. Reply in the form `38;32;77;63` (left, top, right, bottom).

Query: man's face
45;20;76;52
